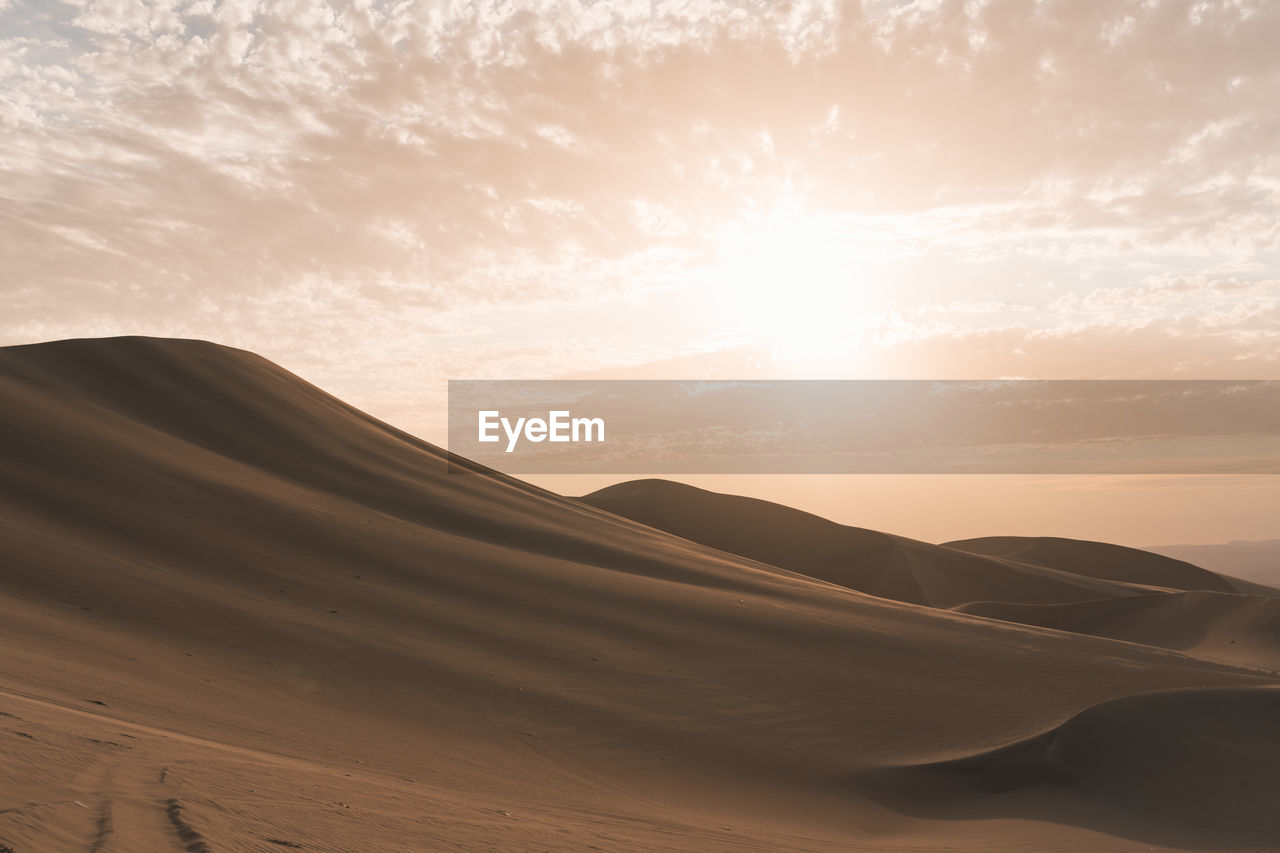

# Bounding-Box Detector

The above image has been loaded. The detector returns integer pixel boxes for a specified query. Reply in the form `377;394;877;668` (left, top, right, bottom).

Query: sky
4;0;1279;546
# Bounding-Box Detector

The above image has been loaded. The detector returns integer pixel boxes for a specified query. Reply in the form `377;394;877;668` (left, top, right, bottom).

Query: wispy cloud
3;0;1279;432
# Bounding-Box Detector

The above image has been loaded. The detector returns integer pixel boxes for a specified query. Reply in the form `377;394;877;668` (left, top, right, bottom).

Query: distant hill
1147;540;1280;589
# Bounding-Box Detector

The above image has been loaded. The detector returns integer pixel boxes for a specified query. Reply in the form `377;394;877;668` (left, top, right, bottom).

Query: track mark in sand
165;799;211;852
88;799;113;853
264;840;303;848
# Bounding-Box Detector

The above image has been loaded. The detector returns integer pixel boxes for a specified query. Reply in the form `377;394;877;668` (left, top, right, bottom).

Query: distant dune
582;479;1154;609
944;535;1242;593
2;337;1278;851
583;479;1280;672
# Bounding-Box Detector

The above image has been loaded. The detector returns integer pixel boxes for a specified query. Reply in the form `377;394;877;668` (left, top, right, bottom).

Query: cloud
3;0;1280;429
1056;274;1277;305
1051;275;1280;326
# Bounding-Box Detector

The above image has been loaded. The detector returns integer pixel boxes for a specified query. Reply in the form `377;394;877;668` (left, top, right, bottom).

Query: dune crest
582;479;1165;608
944;535;1240;593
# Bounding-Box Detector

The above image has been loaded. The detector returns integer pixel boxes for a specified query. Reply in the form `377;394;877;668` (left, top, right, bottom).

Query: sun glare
713;216;874;366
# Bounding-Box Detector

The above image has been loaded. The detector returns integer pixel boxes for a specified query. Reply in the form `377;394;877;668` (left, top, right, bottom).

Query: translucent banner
447;380;1280;474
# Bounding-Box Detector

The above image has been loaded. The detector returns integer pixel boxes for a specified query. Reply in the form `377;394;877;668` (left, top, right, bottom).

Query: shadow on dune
850;686;1280;850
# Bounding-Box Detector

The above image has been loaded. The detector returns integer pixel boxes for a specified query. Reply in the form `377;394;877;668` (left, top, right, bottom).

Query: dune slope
581;479;1155;608
859;687;1280;849
2;337;1278;851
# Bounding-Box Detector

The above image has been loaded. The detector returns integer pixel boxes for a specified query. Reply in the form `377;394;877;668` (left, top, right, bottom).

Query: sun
712;215;874;366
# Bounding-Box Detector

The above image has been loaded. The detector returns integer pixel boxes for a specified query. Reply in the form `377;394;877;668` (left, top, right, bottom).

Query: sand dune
582;479;1157;608
861;686;1280;849
945;535;1241;593
958;591;1280;672
3;337;1279;851
583;478;1280;670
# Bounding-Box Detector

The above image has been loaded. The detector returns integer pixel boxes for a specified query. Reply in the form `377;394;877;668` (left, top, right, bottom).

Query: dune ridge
582;479;1170;608
944;535;1242;593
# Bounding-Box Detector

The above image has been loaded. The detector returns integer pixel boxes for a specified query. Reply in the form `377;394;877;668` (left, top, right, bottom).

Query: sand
2;336;1278;851
957;592;1280;672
